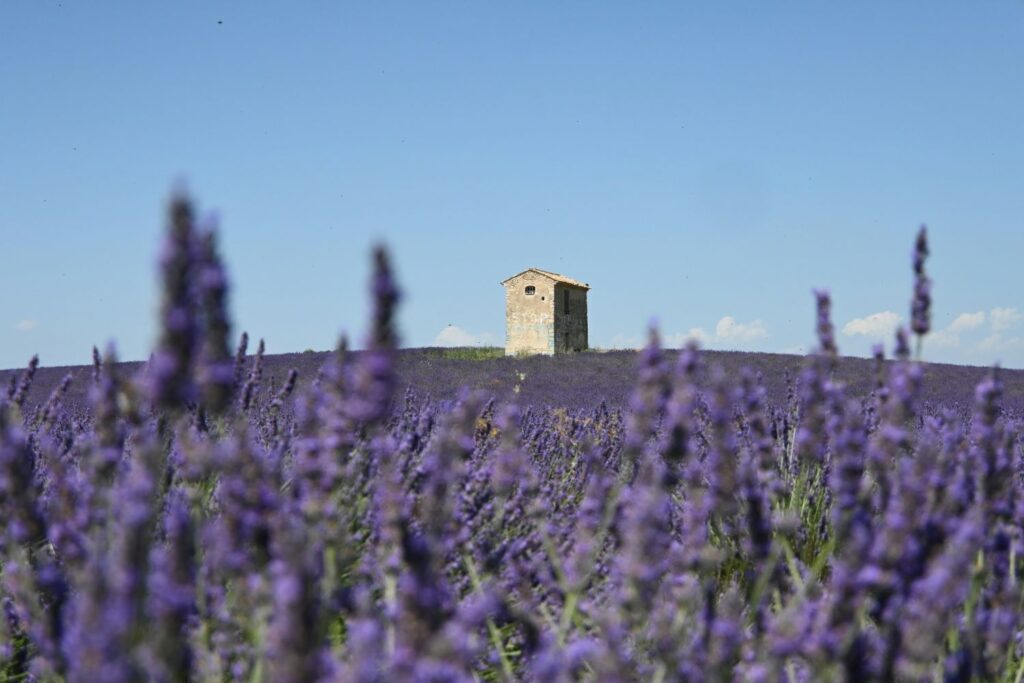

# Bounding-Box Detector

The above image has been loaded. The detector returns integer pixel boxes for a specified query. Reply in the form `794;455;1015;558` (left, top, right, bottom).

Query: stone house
501;268;589;355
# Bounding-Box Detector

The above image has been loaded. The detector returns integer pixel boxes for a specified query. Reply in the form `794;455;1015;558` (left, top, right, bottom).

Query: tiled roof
501;268;590;289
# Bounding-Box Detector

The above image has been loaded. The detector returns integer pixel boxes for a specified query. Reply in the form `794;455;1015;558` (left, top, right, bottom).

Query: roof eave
501;267;590;289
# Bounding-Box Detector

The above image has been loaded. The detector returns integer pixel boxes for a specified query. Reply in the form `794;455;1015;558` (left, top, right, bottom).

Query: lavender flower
265;502;326;683
3;201;1020;683
911;224;931;338
92;345;102;384
232;331;249;394
239;338;265;412
814;289;837;359
36;372;72;432
194;225;234;416
344;245;401;427
9;355;39;409
144;489;196;682
149;194;201;411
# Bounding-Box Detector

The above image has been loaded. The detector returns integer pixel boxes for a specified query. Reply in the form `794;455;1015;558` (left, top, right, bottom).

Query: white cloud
608;333;644;350
686;326;709;344
977;333;1024;353
929;327;961;349
950;311;986;333
841;311;901;338
13;320;37;332
977;334;1001;352
990;307;1022;333
714;316;768;341
918;310;1024;366
610;318;765;351
433;325;496;347
664;327;709;347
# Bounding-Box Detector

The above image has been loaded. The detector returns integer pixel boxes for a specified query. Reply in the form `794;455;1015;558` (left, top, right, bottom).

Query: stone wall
553;284;589;352
504;273;589;355
504;272;555;355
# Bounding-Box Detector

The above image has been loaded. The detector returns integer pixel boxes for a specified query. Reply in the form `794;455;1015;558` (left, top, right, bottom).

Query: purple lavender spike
911;225;931;339
194;224;234;415
10;355;39;409
37;373;72;431
239;338;265;412
345;246;402;427
231;331;249;394
622;327;669;468
264;503;325;683
91;345;102;384
149;194;200;412
145;489;196;682
814;289;838;359
894;326;911;361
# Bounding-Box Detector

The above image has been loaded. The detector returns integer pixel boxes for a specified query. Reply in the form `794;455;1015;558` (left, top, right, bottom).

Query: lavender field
8;347;1024;421
2;196;1024;682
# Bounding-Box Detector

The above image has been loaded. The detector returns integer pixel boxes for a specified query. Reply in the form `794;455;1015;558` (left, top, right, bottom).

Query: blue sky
2;2;1023;369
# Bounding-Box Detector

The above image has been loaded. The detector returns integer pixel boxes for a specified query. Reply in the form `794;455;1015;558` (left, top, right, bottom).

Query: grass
419;346;506;361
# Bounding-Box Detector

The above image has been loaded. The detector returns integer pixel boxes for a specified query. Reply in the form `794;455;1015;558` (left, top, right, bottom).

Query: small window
563;289;570;314
525;286;536;296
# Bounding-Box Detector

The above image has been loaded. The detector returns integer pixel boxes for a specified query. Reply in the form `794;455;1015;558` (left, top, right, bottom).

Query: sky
1;2;1023;370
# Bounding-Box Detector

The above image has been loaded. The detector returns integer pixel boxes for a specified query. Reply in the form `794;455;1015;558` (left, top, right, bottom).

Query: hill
4;347;1023;414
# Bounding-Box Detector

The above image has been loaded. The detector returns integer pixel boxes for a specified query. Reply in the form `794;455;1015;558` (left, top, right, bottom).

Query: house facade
501;268;589;355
